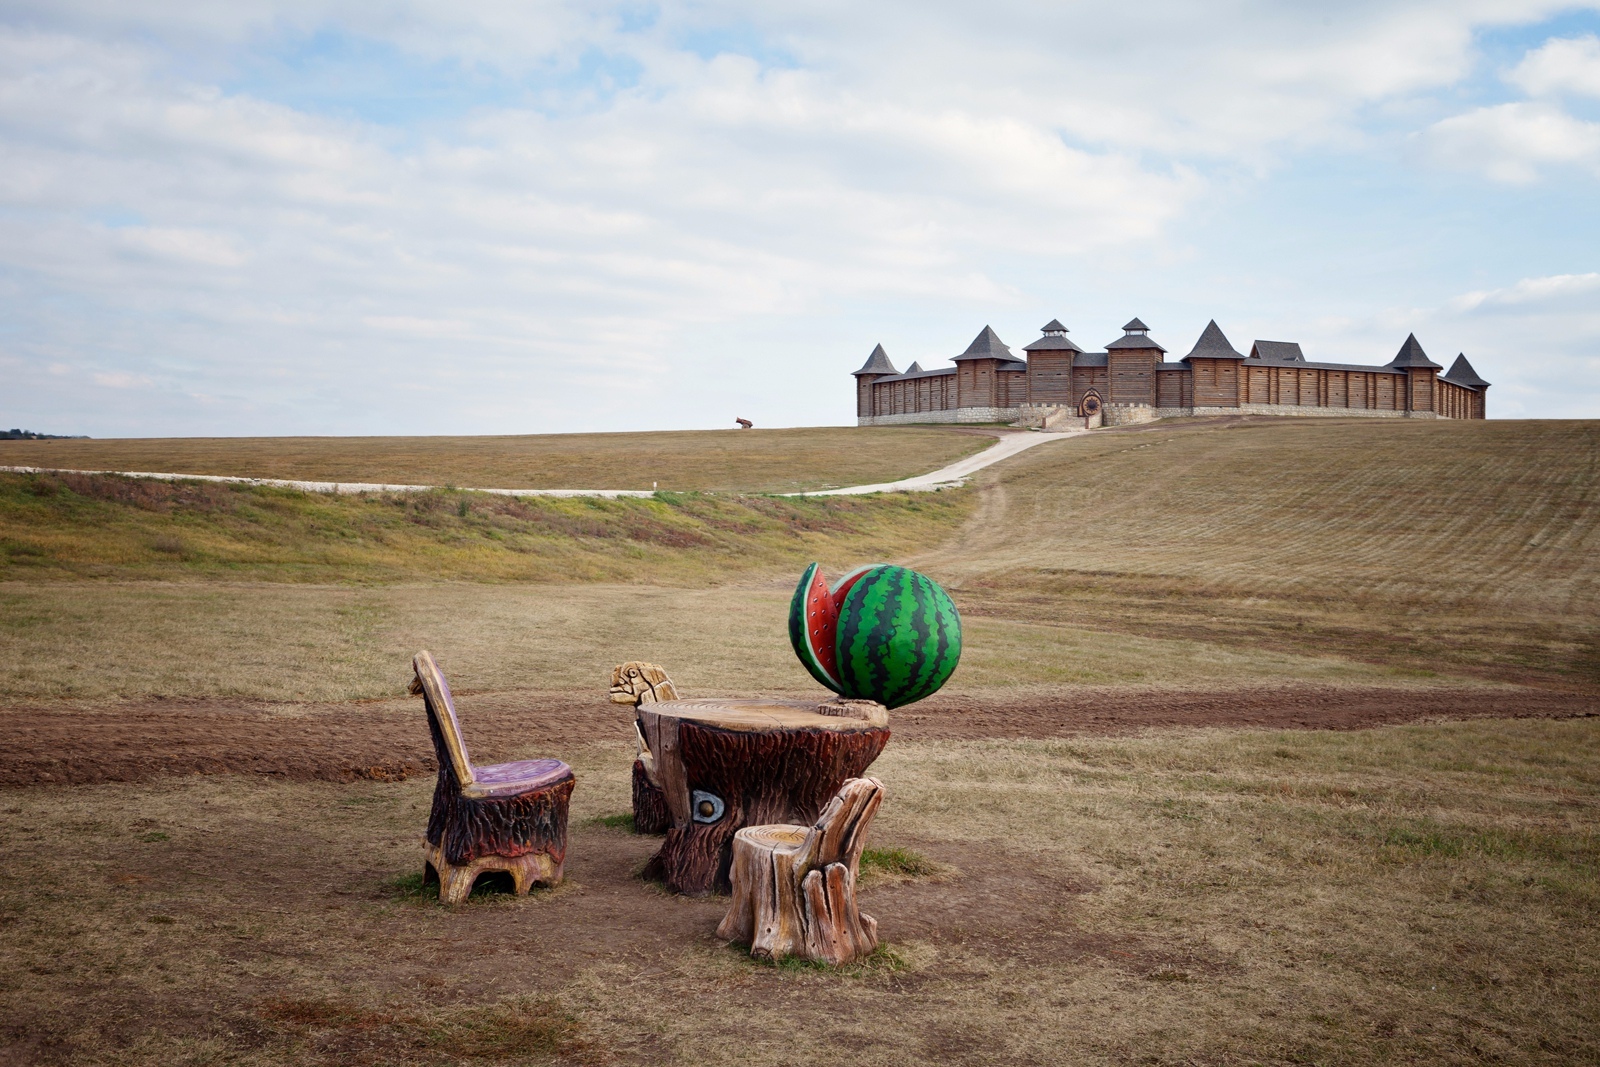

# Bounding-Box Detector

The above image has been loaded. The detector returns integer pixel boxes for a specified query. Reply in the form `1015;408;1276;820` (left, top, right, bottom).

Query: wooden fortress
853;318;1490;426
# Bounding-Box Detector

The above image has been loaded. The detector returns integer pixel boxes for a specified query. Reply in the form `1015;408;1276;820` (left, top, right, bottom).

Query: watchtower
851;344;898;419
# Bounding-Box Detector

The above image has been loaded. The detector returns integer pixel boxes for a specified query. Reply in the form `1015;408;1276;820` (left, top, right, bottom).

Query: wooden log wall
1108;351;1157;405
1028;353;1075;405
864;353;1480;419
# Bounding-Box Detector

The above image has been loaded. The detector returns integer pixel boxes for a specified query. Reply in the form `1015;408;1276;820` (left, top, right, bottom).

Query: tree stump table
634;697;890;896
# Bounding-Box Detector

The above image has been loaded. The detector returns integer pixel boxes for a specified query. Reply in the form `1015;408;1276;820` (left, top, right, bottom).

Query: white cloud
1451;272;1600;311
0;2;1597;434
1419;101;1600;182
1508;33;1600;97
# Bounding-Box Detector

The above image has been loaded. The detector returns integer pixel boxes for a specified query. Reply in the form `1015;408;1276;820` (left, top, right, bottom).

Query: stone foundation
857;407;1017;426
861;400;1442;427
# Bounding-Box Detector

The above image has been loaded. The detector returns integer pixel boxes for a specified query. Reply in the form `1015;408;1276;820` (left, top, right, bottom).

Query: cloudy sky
2;1;1597;436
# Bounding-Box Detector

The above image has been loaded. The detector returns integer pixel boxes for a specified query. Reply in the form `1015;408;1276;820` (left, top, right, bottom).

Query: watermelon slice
787;562;882;693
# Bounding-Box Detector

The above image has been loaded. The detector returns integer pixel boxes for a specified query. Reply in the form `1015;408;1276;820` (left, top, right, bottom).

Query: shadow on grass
382;870;554;906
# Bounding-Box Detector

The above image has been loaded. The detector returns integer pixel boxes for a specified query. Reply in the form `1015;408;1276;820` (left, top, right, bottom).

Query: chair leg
424;842;564;904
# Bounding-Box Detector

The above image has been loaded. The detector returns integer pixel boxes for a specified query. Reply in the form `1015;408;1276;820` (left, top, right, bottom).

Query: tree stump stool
718;776;884;965
412;651;575;905
634;697;889;896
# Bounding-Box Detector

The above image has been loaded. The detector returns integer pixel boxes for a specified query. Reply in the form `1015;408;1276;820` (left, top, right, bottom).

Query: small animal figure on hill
735;417;753;429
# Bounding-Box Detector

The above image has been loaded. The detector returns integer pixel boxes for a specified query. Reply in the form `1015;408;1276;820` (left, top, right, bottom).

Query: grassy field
2;719;1594;1065
0;581;1443;702
0;471;971;584
922;418;1600;687
0;426;992;493
4;418;1598;696
3;418;1599;1065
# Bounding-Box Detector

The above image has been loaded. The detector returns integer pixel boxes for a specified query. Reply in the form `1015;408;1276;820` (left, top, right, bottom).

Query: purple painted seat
473;758;571;797
410;651;575;903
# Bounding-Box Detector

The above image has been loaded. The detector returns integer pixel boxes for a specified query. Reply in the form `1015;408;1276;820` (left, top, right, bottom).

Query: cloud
1;3;1597;435
1451;271;1600;311
1507;33;1600;97
1419;101;1600;182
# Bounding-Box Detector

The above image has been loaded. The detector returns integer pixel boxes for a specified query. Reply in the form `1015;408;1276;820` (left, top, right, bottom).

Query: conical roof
904;361;925;374
1386;333;1442;370
1182;320;1246;361
1441;353;1490;388
1024;320;1084;353
1106;317;1166;352
953;325;1020;362
852;343;898;376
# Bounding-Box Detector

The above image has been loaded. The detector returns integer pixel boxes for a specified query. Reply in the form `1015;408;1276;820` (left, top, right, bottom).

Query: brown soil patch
3;686;1594;789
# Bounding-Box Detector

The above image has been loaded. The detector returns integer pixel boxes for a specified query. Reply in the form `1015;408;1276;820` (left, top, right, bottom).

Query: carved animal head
609;662;679;706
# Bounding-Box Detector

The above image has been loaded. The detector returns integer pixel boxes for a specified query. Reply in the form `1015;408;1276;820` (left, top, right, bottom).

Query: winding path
0;427;1085;499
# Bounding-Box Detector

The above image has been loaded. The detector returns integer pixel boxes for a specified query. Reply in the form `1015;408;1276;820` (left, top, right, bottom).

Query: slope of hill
926;417;1600;685
0;425;991;494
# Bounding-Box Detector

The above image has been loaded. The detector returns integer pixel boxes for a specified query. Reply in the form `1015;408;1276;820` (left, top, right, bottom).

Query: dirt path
0;429;1073;501
3;685;1593;788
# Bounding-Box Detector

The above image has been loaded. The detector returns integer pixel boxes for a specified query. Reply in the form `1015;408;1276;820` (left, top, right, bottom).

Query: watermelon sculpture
788;562;961;708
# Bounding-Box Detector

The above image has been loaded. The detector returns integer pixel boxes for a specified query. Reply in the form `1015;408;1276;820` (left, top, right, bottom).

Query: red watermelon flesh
795;563;881;690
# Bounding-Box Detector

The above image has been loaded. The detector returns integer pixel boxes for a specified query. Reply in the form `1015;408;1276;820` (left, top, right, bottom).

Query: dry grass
0;426;991;493
2;719;1594;1065
0;471;971;584
0;580;1450;702
921;418;1600;686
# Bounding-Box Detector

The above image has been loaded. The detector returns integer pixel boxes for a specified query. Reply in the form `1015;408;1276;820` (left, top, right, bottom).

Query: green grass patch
590;812;636;831
0;471;972;584
860;846;936;878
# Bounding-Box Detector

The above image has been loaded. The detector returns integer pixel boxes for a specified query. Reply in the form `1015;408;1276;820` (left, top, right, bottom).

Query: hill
3;417;1596;700
925;417;1600;686
0;425;990;494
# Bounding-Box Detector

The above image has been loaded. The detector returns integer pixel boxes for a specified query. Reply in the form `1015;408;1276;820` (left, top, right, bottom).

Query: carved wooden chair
411;651;575;904
718;776;884;965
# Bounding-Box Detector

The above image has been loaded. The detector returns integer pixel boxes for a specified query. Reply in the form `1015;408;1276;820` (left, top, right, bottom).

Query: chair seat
470;758;572;798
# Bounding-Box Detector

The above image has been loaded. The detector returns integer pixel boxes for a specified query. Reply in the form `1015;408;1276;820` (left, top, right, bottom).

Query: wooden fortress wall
859;355;1485;423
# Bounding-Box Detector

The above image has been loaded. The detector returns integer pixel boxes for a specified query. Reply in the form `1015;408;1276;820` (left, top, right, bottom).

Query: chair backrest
411;651;476;789
801;776;883;871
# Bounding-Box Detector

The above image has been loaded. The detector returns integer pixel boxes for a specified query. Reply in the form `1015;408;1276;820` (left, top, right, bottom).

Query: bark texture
414;652;573;903
631;759;671;834
639;714;889;895
718;777;884;965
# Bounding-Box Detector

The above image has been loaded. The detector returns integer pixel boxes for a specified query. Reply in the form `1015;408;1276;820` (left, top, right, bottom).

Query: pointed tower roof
904;361;925;375
852;343;898;377
1441;353;1490;389
1250;340;1304;362
1386;333;1442;370
1024;319;1084;353
1181;320;1247;361
1106;317;1167;353
952;326;1021;362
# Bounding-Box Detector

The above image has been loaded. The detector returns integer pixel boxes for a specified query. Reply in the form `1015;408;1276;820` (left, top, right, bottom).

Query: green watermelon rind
835;565;962;709
788;562;844;693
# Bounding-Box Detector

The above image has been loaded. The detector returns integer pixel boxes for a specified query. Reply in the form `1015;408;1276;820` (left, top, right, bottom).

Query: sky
1;1;1597;437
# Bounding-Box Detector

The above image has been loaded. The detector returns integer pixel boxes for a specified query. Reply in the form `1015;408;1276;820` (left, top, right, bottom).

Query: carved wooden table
634;697;890;896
